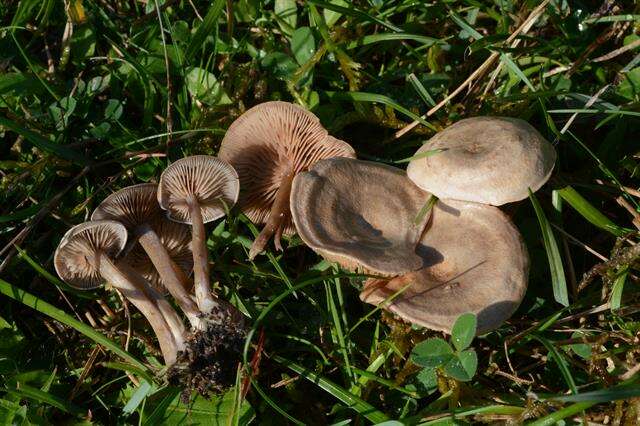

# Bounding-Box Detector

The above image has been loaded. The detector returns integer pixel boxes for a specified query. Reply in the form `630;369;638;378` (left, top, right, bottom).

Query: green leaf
415;367;438;394
411;338;454;368
142;387;254;425
5;383;84;415
291;27;316;65
547;385;640;403
534;335;577;394
275;0;297;35
70;24;96;63
323;0;348;26
529;189;569;306
185;67;231;106
565;331;592;360
556;186;627;237
443;350;477;382
451;313;477;351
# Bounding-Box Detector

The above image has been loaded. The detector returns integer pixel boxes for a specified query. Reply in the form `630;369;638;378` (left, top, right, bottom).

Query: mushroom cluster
54;103;556;397
291;116;556;334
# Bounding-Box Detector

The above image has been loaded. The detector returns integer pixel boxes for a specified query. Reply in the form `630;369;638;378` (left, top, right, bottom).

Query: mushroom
218;101;356;259
290;157;432;276
92;183;201;329
54;220;184;365
360;199;529;334
157;156;240;315
407;117;557;206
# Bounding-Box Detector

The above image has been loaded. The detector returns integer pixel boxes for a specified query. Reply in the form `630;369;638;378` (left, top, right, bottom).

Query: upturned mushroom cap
290;157;432;276
54;220;128;289
127;216;193;291
218;101;356;235
407;117;557;206
360;199;529;334
157;156;240;224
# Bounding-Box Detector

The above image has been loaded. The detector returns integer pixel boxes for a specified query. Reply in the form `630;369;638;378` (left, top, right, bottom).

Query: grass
1;0;640;424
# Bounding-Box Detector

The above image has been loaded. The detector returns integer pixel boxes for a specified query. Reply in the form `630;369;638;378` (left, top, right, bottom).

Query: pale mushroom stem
116;260;187;351
137;224;205;330
97;253;179;365
187;195;219;314
249;168;295;260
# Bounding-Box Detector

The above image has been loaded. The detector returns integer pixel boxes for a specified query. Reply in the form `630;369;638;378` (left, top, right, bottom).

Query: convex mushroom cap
407;117;557;205
290;157;432;276
54;220;127;289
360;199;529;334
219;101;356;258
158;156;240;224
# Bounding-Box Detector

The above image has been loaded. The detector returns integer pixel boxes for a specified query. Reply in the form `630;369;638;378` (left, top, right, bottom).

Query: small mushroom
407;117;557;205
360;199;529;334
54;220;184;365
219;101;356;259
92;183;201;329
290;157;432;276
158;156;239;315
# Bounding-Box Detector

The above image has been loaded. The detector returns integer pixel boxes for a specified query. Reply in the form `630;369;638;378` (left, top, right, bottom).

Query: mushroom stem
97;253;179;365
249;168;295;260
116;260;187;351
137;224;205;329
187;195;219;314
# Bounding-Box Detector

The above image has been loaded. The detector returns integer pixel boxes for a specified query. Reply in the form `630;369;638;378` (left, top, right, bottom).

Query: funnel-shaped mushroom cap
54;220;128;290
91;183;161;229
291;158;432;276
407;117;556;206
218;101;355;235
128;216;193;291
158;156;240;224
360;199;529;334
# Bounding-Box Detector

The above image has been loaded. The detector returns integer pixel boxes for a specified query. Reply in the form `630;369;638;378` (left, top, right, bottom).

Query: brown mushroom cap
218;101;356;235
360;199;529;334
91;183;193;292
54;220;128;289
91;183;160;230
407;117;557;206
157;155;240;224
290;157;432;276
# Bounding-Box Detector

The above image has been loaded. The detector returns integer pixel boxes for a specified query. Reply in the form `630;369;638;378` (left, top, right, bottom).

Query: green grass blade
0;116;89;165
306;0;402;32
407;73;436;107
5;383;84;415
527;402;594;426
546;385;640;403
324;91;436;130
529;190;569;306
0;278;149;373
185;0;225;59
273;355;389;423
345;33;445;50
533;336;577;394
556;186;627;237
610;269;628;310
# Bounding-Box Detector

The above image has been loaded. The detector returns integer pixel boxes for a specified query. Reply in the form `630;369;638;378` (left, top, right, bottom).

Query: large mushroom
92;183;201;329
157;156;239;316
360;199;529;334
407;116;557;205
54;220;184;365
218;101;356;259
290;157;432;276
